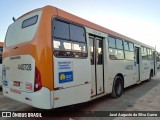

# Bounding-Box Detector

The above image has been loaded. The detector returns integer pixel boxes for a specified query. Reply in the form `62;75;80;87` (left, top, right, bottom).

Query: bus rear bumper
3;86;52;109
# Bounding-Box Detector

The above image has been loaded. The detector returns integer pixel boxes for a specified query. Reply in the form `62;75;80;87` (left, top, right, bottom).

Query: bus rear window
22;15;38;28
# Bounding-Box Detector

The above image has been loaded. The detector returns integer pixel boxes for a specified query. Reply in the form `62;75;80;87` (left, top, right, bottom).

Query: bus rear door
89;35;104;97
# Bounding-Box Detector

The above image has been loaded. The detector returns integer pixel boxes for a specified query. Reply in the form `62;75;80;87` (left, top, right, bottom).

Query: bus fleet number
18;64;32;71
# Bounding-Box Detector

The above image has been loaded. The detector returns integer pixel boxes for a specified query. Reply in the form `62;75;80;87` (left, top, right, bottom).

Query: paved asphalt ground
0;71;160;120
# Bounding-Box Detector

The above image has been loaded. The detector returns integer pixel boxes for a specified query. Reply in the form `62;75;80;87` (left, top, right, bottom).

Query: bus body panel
54;58;91;88
53;57;91;108
2;55;35;92
5;11;42;47
53;84;91;108
3;87;51;109
141;60;154;81
108;60;137;88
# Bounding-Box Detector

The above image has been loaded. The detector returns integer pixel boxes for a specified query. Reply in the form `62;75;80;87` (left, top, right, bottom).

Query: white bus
2;6;157;109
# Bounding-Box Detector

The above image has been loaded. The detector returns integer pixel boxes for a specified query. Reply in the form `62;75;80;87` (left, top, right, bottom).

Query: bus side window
89;38;94;65
97;40;103;64
108;36;124;60
124;41;134;60
53;20;69;40
53;19;87;58
142;47;148;60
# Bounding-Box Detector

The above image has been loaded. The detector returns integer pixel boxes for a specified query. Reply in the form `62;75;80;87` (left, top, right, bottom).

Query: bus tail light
34;67;42;92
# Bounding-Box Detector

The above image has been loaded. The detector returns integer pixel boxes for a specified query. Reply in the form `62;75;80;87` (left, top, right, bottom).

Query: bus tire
111;76;123;98
147;70;153;82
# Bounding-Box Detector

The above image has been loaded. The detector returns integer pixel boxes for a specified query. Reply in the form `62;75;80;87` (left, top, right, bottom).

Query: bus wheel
111;76;123;98
147;70;153;82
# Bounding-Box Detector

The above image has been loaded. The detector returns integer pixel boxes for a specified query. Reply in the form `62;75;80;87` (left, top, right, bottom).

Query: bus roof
17;5;154;49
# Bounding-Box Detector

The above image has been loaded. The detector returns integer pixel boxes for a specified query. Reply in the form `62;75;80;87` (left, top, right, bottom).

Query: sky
1;0;160;51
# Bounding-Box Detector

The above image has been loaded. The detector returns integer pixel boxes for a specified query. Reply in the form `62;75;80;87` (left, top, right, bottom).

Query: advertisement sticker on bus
59;71;73;83
58;61;73;70
58;61;74;83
